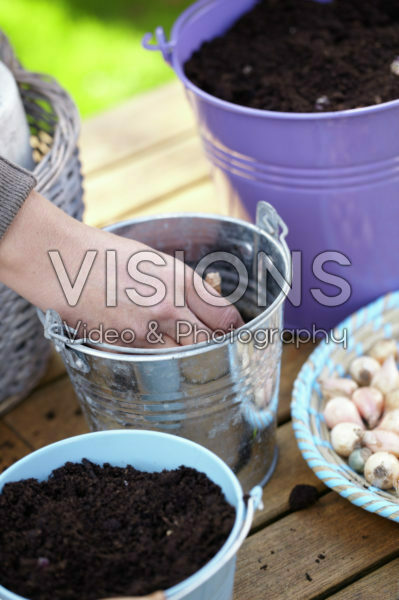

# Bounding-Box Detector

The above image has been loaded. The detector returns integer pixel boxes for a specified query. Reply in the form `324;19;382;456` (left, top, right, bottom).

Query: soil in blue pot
0;461;236;600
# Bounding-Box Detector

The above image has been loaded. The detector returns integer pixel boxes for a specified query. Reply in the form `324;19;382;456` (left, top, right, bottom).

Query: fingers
133;333;177;350
141;304;212;347
186;273;245;332
168;307;212;346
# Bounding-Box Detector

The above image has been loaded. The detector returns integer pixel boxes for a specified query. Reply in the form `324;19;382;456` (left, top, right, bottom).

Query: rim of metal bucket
0;429;263;600
40;209;291;361
143;0;399;121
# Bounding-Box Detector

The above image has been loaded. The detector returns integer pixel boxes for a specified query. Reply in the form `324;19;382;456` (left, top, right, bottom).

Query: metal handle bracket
256;201;288;244
43;309;90;373
142;27;175;64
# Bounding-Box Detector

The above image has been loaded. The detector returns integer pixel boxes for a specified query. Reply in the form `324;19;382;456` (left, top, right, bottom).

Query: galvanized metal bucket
41;202;290;492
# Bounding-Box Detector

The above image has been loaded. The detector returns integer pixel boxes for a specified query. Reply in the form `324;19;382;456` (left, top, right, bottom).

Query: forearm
0;190;104;314
0;190;153;332
0;189;243;347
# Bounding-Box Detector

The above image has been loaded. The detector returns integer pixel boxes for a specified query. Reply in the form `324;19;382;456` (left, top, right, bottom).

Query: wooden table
1;82;399;600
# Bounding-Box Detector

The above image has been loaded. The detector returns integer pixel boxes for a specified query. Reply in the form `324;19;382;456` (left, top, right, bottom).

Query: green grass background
2;0;192;117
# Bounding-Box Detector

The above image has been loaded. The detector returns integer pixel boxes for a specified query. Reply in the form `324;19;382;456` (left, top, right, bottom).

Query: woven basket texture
292;291;399;523
0;31;84;415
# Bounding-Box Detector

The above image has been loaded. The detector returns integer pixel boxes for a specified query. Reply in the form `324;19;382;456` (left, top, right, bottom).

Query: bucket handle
142;27;174;65
165;486;263;600
42;309;85;350
42;309;90;373
256;201;291;285
256;201;288;245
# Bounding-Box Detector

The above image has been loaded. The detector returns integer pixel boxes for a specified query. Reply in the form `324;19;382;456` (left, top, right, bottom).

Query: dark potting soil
0;461;236;600
184;0;399;112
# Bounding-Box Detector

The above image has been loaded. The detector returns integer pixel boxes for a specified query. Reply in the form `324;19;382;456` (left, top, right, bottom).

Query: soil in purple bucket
184;0;399;112
0;461;236;600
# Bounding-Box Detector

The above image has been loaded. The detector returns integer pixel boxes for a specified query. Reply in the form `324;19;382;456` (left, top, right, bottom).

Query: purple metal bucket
143;0;399;331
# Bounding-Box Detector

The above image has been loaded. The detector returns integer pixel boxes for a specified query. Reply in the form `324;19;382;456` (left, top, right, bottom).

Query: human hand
0;191;244;348
57;224;244;348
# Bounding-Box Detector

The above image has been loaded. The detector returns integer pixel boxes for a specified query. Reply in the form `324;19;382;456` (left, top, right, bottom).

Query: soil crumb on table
185;0;399;112
289;484;319;510
0;461;236;600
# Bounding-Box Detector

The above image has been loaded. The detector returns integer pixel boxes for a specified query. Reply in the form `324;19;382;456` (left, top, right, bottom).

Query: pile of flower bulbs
321;339;399;491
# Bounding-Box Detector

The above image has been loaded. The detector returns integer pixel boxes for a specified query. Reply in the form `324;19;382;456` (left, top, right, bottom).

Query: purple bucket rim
169;0;399;121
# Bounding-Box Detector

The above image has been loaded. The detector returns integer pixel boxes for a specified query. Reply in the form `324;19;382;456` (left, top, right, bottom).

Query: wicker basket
0;32;84;415
291;291;399;523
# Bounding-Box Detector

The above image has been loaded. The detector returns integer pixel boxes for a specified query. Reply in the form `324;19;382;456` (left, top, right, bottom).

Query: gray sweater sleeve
0;156;37;239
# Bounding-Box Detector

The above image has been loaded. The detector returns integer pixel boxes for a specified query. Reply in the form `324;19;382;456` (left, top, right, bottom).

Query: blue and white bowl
291;291;399;522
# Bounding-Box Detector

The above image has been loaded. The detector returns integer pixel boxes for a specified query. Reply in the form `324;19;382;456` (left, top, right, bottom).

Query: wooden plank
253;421;326;529
278;342;315;423
234;493;399;600
328;558;399;599
4;377;88;449
80;82;251;227
80;82;195;176
34;349;65;389
117;178;250;222
83;136;210;228
0;421;31;473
